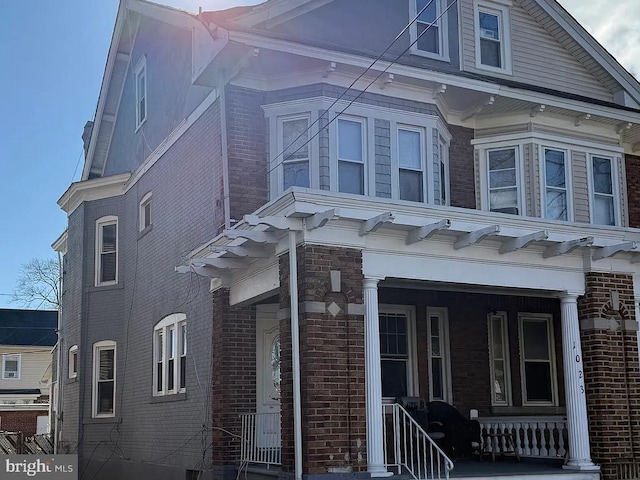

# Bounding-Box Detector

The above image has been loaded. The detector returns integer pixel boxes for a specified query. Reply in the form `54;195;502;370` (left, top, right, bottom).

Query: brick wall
0;410;47;437
279;245;366;475
448;125;475;210
578;272;640;478
625;154;640;228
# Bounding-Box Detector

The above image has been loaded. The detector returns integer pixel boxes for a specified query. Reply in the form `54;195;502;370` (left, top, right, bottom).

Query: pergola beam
195;257;246;269
359;211;395;236
244;215;302;231
223;229;280;244
542;237;593;258
305;209;339;231
209;245;269;258
454;225;500;250
592;241;637;260
405;219;451;245
499;230;548;254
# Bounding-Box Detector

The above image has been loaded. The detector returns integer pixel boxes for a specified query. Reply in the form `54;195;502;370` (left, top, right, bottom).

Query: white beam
453;225;500;250
305;209;339;231
223;229;280;244
542;237;593;259
405;219;451;245
432;83;447;99
322;61;336;78
460;95;496;121
499;230;548;254
175;265;221;277
209;245;270;258
592;241;637;260
359;211;395;236
616;122;633;134
195;258;246;269
574;113;591;127
379;73;394;90
529;104;545;118
244;215;303;231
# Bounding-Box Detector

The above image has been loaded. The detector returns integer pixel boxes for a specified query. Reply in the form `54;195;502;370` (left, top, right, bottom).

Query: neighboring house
55;1;640;479
0;309;57;436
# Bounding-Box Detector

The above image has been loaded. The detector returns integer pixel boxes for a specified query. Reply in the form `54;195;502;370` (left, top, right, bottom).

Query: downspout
219;72;231;230
288;231;303;480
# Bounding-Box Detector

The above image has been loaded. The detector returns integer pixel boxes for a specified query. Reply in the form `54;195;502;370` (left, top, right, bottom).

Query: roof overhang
58;173;130;215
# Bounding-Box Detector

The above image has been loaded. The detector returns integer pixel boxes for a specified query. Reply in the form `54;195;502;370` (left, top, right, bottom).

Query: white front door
256;305;281;453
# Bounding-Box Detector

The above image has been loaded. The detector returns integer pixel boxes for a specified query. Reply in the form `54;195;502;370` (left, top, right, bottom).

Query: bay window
338;118;365;195
591;155;616;226
543;148;569;221
282;115;310;190
487;147;519;214
398;127;425;202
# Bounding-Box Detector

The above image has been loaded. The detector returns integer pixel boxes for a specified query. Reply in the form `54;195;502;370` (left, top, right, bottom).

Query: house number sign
573;341;584;394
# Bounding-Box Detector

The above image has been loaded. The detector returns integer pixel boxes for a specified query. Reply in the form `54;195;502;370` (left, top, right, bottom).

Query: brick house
55;1;640;479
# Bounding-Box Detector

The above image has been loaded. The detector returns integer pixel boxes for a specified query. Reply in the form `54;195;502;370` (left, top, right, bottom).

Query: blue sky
0;0;635;308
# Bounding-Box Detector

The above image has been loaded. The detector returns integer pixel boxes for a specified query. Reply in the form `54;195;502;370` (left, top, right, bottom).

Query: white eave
57;173;131;215
232;0;333;28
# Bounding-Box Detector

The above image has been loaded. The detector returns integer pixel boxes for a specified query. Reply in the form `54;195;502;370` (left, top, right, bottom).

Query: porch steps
448;460;599;480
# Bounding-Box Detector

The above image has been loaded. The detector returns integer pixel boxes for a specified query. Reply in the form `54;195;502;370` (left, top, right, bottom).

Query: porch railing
477;416;567;459
240;412;281;466
383;404;454;480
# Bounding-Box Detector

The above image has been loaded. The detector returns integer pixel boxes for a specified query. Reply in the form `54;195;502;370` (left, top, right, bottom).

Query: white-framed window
281;114;311;190
134;56;147;129
590;155;617;226
487;147;520;214
542;147;570;221
437;135;450;206
488;312;512;406
337;117;366;195
518;314;558;406
379;305;418;401
95;216;118;286
2;354;21;380
92;341;116;418
475;1;512;74
427;307;452;402
398;126;426;202
410;0;449;60
139;192;152;232
68;345;78;379
153;314;187;396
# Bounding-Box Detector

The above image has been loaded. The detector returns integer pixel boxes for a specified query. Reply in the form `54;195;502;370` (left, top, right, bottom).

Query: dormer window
475;1;512;74
411;0;449;60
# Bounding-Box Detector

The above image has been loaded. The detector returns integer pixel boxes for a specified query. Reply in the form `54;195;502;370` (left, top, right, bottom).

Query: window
2;354;20;379
69;345;78;379
487;147;519;214
281;115;310;190
153;314;187;396
518;314;557;406
591;156;616;226
95;216;118;286
543;148;569;221
437;135;449;205
411;0;448;60
135;57;147;129
92;341;116;417
379;306;417;400
338;118;365;195
398;127;425;202
475;2;511;73
139;192;152;231
488;313;511;406
427;308;451;402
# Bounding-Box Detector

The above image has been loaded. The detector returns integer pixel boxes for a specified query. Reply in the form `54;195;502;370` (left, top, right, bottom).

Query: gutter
219;72;232;230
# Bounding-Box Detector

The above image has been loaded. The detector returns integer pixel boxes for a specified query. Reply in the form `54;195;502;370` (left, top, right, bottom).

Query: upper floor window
411;0;449;60
437;135;449;206
153;314;187;396
135;57;147;129
591;155;616;226
69;345;78;379
475;1;512;74
487;147;519;214
543;148;569;221
139;192;152;232
282;115;310;190
95;216;118;286
398;127;425;202
337;117;365;195
93;340;116;417
2;354;20;379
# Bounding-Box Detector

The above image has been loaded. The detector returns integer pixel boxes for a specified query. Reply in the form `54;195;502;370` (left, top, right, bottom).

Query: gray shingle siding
374;119;392;198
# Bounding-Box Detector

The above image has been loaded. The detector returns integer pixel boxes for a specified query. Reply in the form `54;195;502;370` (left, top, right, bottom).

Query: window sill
138;224;153;240
490;406;565;416
66;377;78;384
150;392;187;404
88;283;124;294
410;48;450;63
84;416;119;425
475;63;512;76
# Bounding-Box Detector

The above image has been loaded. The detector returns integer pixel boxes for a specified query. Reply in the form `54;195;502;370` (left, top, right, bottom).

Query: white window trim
426;307;452;403
396;125;428;203
518;313;558;407
2;354;21;380
487;312;512;406
95;216;118;287
68;345;78;379
92;340;116;418
587;154;622;226
334;114;368;195
134;56;147;131
438;134;450;206
474;0;512;75
481;145;524;215
540;145;573;222
379;305;419;403
139;192;152;232
278;113;314;192
153;313;187;396
409;0;450;61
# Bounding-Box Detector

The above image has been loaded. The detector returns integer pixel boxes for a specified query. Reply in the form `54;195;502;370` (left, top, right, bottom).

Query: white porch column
364;277;391;477
560;294;598;471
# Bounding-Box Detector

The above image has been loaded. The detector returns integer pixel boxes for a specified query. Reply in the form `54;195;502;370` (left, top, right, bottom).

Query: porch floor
449;459;599;480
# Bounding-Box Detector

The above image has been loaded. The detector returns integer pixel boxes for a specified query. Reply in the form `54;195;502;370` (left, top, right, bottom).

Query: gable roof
0;309;57;347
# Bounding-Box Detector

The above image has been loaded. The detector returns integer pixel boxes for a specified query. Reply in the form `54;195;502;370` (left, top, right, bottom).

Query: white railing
383;404;454;480
240;412;281;466
477;416;567;459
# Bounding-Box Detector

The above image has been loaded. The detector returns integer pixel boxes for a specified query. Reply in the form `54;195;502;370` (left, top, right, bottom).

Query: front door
256;305;281;457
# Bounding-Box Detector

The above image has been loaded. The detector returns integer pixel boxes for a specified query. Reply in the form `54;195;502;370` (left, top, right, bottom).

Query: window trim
409;0;450;61
92;340;116;418
279;113;312;192
540;146;573;222
134;56;147;130
587;154;621;226
335;115;367;195
397;125;427;203
474;0;512;74
139;192;152;232
426;307;452;403
379;305;418;403
153;314;187;396
518;313;558;407
437;134;450;206
2;354;21;380
484;145;523;215
487;312;512;406
95;216;118;287
69;345;78;379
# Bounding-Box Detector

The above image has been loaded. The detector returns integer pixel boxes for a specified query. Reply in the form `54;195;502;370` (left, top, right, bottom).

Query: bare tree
12;257;61;310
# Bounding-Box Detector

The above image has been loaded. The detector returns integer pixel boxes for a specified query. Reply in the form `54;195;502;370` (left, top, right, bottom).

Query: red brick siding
625;154;640;228
0;410;47;436
448;125;476;210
